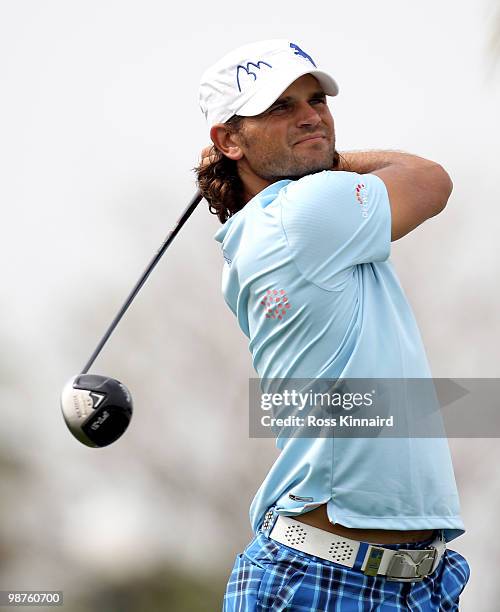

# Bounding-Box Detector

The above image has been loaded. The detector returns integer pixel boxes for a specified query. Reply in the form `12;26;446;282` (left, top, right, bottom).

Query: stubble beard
242;136;338;183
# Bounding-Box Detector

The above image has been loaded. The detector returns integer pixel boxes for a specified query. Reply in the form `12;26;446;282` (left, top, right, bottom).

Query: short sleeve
280;170;391;290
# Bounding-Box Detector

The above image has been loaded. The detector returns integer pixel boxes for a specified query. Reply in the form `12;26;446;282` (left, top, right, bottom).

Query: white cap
199;39;339;126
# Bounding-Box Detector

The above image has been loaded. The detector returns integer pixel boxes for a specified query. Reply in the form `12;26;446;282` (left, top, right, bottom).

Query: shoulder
278;170;391;282
279;171;388;225
282;170;387;205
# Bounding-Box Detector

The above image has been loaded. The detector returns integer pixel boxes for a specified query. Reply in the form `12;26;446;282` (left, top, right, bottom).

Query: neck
237;159;272;204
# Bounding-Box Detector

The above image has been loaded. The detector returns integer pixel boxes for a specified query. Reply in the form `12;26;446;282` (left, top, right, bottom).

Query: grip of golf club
80;190;203;375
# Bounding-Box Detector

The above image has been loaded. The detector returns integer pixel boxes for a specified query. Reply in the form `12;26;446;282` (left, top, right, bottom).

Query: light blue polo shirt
214;170;465;543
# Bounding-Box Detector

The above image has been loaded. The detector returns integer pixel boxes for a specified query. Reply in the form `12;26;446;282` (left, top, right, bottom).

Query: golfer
197;39;470;611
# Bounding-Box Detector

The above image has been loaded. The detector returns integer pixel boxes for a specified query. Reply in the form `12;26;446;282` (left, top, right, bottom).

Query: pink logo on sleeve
260;289;292;320
355;183;369;218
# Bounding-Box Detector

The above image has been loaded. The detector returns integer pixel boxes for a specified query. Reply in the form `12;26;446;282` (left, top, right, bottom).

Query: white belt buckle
385;548;438;582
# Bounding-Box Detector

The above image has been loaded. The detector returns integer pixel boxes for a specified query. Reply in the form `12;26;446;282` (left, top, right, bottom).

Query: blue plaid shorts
223;508;470;611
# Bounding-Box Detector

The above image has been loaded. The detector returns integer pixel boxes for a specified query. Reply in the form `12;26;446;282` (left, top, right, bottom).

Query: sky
1;1;499;609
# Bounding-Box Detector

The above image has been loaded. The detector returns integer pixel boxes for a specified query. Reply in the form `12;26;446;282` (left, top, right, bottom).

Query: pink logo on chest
260;289;292;320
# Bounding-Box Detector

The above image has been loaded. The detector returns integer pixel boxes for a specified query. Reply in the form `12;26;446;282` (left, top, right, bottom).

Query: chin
260;153;336;183
299;160;333;176
278;167;329;182
299;151;335;171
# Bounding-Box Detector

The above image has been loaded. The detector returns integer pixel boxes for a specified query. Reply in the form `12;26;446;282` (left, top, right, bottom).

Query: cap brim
236;68;339;118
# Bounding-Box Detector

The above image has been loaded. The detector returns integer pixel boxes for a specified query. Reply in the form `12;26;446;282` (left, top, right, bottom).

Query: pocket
227;535;311;611
223;553;266;612
255;553;311;611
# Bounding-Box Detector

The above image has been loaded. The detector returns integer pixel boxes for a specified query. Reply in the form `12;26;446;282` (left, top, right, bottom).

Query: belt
268;515;446;582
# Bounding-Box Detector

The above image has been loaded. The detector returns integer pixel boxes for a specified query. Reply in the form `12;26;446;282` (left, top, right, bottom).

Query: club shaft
81;190;203;374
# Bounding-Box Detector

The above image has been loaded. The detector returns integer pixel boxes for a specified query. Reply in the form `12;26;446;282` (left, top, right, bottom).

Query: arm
337;150;453;241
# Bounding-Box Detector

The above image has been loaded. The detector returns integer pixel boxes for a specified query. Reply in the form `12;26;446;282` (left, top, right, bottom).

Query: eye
270;103;289;113
310;96;327;106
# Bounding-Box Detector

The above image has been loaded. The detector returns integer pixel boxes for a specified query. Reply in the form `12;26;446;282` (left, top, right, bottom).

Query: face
235;74;336;183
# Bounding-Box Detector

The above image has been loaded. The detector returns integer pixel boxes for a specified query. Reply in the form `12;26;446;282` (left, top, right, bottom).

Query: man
197;40;470;611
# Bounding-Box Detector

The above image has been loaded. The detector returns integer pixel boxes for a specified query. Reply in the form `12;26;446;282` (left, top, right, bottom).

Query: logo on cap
289;43;316;67
236;60;273;93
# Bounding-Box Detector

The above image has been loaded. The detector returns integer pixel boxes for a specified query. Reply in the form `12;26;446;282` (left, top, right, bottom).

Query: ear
210;124;244;161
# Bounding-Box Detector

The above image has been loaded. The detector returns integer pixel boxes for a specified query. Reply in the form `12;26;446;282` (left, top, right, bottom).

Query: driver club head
61;374;133;448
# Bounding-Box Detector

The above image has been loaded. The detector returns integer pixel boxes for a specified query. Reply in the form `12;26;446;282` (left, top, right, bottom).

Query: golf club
61;190;203;448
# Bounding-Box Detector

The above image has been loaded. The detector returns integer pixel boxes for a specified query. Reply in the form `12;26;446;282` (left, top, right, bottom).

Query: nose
295;101;322;128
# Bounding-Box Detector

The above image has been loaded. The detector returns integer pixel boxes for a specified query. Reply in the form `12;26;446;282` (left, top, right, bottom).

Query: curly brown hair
194;116;345;224
194;115;246;224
